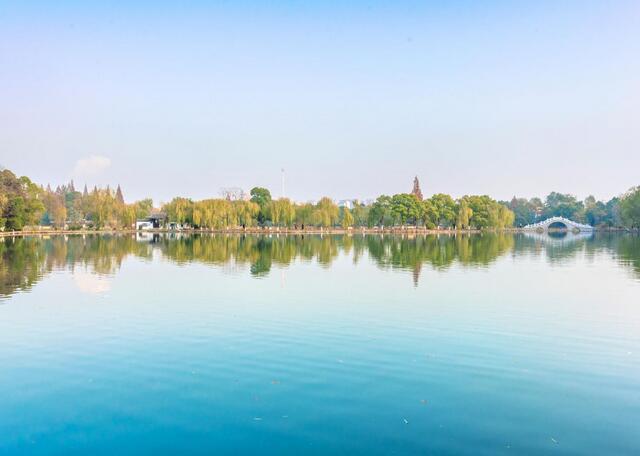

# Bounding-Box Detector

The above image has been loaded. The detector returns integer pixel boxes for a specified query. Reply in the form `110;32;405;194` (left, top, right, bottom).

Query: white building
337;199;355;209
135;220;154;230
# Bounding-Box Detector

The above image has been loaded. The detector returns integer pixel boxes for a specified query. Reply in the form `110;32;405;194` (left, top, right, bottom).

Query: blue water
1;233;639;454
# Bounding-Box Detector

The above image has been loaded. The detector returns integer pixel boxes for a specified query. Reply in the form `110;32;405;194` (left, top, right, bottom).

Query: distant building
135;220;154;231
337;199;355;209
136;211;167;230
411;176;424;201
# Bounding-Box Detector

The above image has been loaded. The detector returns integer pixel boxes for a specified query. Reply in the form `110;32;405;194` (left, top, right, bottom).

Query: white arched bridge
523;216;594;233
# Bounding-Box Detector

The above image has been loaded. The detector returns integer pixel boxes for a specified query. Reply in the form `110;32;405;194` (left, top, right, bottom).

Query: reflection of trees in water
603;234;640;277
0;237;47;299
158;235;344;275
2;233;639;298
514;233;640;273
366;233;514;284
0;235;152;298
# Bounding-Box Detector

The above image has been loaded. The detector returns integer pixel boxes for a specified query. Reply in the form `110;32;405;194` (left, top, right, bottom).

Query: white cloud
73;270;111;294
73;155;111;177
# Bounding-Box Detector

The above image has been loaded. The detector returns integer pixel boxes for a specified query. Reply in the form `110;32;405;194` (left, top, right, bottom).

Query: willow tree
234;200;260;227
295;203;314;227
164;197;194;226
341;207;354;228
269;198;295;227
43;190;67;228
119;204;136;229
313;197;339;227
456;201;473;229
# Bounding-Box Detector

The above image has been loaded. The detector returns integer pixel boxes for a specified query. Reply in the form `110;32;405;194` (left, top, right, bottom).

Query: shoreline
0;226;632;238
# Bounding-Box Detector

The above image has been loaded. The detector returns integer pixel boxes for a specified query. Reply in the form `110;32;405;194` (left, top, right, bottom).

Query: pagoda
411;176;423;201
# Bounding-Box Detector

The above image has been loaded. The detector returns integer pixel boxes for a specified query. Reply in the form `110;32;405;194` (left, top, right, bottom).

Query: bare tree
220;187;246;201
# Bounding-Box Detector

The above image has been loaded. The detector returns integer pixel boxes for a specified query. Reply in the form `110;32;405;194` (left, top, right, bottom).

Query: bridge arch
547;220;569;231
522;217;594;233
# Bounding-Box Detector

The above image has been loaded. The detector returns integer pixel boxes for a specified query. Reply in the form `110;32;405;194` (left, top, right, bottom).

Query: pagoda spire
115;185;124;204
411;176;423;201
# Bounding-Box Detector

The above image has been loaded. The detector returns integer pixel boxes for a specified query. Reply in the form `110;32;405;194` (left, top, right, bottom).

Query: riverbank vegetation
505;192;626;228
1;167;639;231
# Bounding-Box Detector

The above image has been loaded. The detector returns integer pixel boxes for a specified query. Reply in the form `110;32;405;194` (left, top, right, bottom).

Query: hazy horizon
2;1;638;204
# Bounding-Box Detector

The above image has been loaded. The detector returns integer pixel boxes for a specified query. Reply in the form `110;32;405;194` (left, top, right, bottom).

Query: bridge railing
522;217;594;231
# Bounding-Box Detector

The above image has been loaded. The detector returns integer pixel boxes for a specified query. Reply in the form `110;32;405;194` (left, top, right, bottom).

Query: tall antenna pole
281;168;285;198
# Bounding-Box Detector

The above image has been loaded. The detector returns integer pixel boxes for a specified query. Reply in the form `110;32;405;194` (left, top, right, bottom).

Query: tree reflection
1;232;639;299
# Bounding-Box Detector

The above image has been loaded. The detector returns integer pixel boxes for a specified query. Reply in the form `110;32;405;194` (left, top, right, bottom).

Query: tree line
161;188;516;230
2;167;640;230
0;168;152;230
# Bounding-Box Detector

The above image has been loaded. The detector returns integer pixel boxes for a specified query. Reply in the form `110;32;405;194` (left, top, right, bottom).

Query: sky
1;1;638;204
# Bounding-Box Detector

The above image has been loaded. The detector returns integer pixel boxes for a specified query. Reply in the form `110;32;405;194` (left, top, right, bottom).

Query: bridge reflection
522;230;594;246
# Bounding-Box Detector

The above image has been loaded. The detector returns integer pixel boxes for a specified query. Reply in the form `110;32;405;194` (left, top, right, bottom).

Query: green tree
234;200;260;227
164;197;194;225
620;186;640;229
295;203;314;227
509;197;538;226
350;202;370;227
604;197;621;227
133;198;153;220
420;199;438;228
368;195;394;226
250;187;272;224
5;196;27;230
584;195;607;226
458;195;514;229
313;197;339;227
119;204;136;228
390;193;421;225
456;200;473;229
0;170;44;230
544;192;584;221
429;193;457;228
341;207;354;228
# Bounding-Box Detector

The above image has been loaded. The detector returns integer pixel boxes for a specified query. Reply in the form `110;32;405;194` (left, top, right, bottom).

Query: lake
1;232;639;455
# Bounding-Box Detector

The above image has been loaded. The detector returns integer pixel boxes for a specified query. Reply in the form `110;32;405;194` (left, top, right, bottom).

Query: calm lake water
1;232;639;455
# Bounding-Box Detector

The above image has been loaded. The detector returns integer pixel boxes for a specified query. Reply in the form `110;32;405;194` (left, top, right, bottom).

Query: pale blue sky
1;1;638;204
